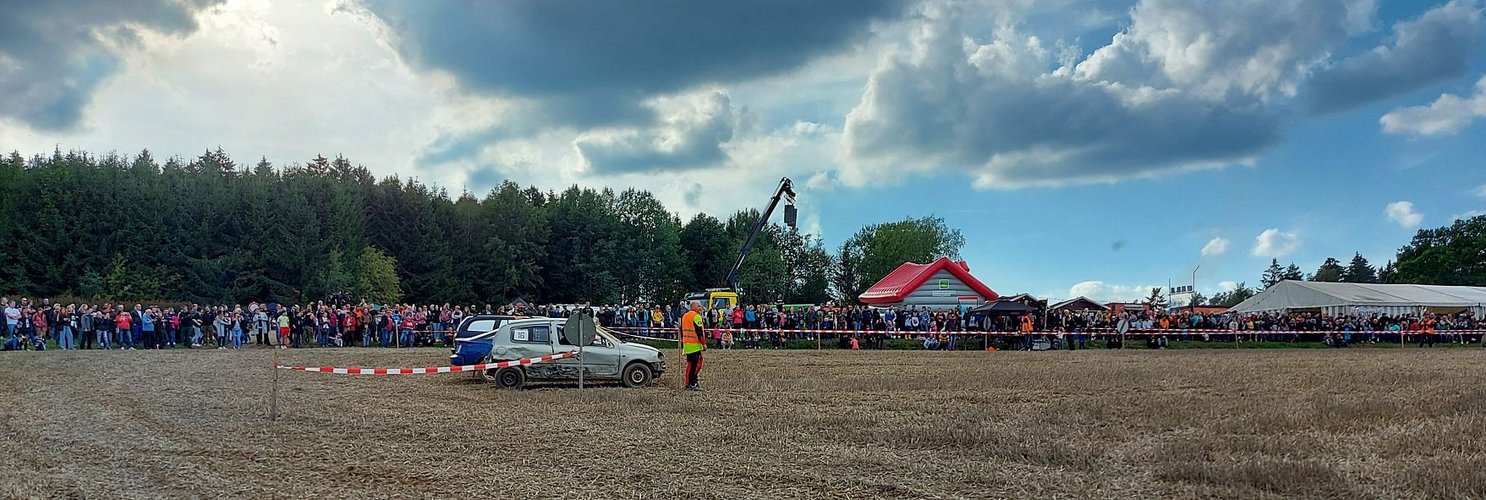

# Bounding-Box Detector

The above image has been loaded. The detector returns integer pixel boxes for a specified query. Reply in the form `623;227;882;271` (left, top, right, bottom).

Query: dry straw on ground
2;347;1483;499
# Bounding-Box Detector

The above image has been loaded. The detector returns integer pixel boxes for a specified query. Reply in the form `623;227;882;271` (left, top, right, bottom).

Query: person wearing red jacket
115;309;133;350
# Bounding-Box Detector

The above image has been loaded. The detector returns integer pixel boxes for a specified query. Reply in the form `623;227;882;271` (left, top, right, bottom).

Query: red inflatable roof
858;257;999;304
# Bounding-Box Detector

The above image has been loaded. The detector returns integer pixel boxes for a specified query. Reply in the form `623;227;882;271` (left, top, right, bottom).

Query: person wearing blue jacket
141;307;157;349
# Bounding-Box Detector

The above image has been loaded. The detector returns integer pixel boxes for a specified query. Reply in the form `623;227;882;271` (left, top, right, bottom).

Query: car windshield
456;318;501;340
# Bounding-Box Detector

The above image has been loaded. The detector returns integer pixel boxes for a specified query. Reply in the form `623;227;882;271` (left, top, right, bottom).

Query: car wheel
621;362;653;388
493;367;525;390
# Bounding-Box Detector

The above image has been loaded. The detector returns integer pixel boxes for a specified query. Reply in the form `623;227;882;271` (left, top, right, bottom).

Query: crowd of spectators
2;296;512;351
1032;308;1485;349
5;294;1481;352
588;301;1485;351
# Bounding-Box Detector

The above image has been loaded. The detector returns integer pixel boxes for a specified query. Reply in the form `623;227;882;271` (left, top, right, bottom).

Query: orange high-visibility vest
680;311;705;353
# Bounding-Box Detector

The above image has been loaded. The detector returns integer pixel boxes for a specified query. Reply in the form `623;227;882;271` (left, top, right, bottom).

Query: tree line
0;148;963;306
1202;214;1486;307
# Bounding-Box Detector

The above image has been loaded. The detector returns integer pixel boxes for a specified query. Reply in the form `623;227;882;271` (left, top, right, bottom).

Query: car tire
492;367;525;390
621;362;653;388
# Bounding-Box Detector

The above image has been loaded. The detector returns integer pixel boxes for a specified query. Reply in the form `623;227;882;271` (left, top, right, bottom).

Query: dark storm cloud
1307;0;1484;114
358;0;908;125
0;0;223;130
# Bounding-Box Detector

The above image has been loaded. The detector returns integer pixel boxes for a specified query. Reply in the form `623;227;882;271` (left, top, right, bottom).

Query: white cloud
1219;280;1240;291
1385;201;1424;228
1252;228;1300;257
1474;184;1486;198
839;9;1280;189
1201;237;1230;256
1380;75;1486;135
1077;0;1376;100
1067;281;1163;303
1453;210;1485;221
0;0;452;184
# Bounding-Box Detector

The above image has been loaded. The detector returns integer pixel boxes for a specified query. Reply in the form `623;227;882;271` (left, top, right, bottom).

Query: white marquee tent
1230;281;1486;317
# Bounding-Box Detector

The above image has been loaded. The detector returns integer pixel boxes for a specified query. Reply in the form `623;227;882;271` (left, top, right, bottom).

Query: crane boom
723;177;796;292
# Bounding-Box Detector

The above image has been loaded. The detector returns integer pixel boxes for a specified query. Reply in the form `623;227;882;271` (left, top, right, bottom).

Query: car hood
619;342;663;359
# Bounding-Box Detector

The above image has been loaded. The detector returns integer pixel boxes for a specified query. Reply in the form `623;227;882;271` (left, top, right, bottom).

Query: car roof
462;314;522;322
504;317;557;327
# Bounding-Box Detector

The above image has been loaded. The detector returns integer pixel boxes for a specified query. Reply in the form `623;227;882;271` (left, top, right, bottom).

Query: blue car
449;315;523;365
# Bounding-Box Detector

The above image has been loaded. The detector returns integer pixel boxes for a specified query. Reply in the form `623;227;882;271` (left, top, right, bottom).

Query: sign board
938;279;950;289
930;291;953;297
1117;318;1130;335
562;313;597;346
1169;285;1193;294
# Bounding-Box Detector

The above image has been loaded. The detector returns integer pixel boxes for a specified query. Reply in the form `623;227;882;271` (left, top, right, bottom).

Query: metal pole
270;348;281;422
678;318;687;389
1191;265;1200;313
577;341;584;389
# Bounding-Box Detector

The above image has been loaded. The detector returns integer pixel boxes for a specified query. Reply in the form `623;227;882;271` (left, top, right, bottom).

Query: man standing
4;300;21;345
679;300;706;391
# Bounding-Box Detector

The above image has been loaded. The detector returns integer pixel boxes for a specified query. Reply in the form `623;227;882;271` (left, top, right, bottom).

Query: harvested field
3;348;1485;499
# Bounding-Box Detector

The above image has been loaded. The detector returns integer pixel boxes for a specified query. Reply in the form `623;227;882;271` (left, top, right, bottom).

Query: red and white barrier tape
612;331;679;342
276;351;576;375
603;326;1486;337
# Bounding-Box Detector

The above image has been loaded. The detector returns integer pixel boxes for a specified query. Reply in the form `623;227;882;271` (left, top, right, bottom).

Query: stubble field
2;346;1484;499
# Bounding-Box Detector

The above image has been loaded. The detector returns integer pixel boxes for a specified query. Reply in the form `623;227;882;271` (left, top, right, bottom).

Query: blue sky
1;0;1483;302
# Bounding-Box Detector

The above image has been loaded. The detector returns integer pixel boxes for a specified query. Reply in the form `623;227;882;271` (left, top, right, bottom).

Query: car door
554;323;621;378
500;322;555;362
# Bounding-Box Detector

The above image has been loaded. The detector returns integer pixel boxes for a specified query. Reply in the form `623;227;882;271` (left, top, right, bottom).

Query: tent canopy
1230;281;1486;316
969;299;1036;315
1051;296;1108;312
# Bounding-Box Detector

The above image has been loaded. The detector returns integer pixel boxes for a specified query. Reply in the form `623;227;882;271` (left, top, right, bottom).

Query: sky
2;0;1484;303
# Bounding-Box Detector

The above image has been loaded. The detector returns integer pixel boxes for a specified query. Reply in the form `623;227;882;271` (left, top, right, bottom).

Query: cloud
1077;0;1376;101
0;0;224;130
1307;0;1484;113
1201;237;1230;257
1385;201;1424;228
0;0;454;189
1380;75;1486;135
1454;209;1486;221
1067;281;1162;303
1219;281;1240;291
840;10;1281;188
1252;228;1300;257
573;89;742;174
1475;184;1486;197
355;0;907;127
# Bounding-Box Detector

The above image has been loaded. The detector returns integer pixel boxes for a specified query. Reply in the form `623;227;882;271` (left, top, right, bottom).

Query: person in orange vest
680;301;707;391
1020;313;1035;351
